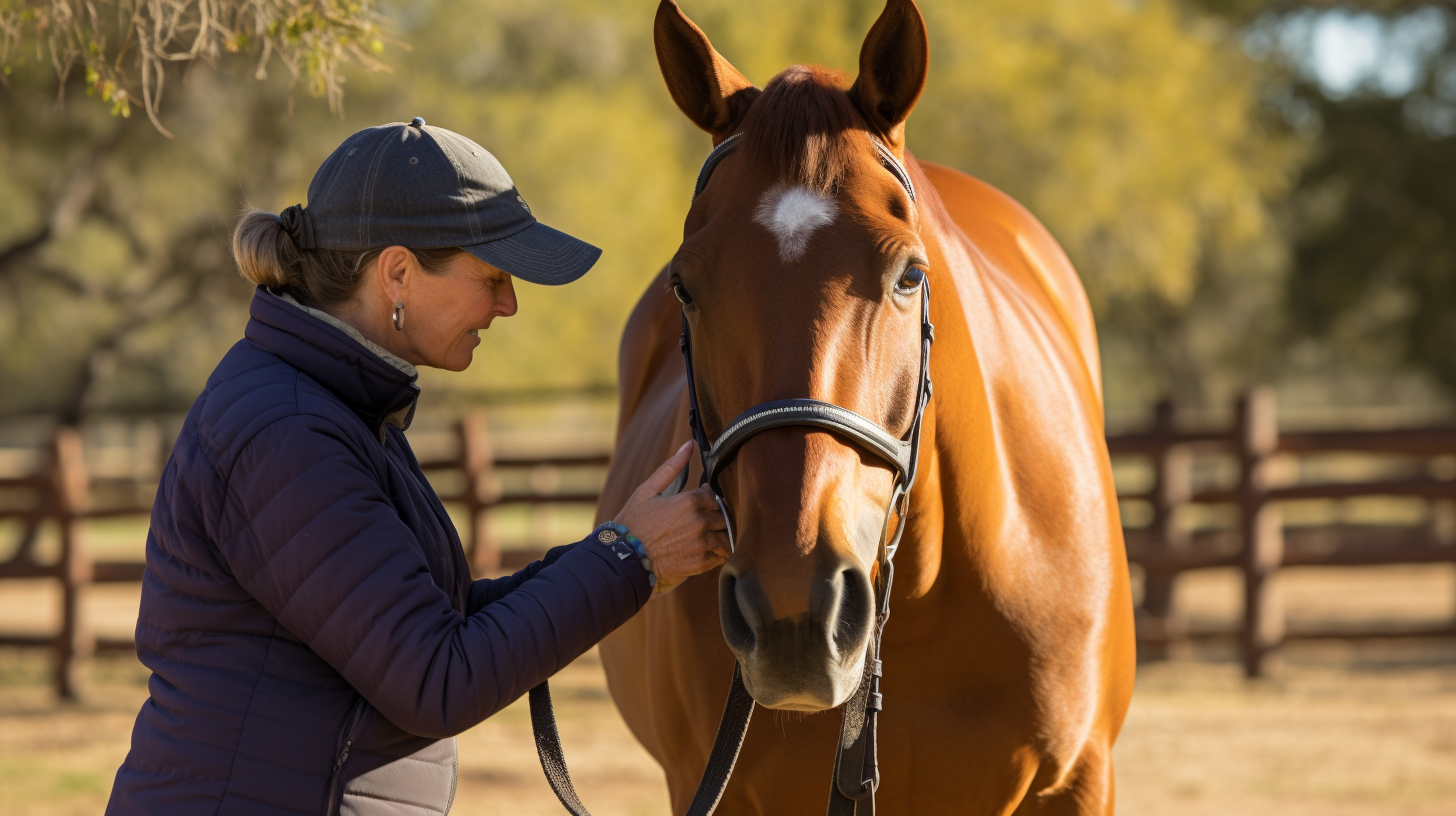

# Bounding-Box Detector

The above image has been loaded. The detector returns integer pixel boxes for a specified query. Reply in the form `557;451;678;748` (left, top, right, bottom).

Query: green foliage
0;0;388;134
0;0;1304;419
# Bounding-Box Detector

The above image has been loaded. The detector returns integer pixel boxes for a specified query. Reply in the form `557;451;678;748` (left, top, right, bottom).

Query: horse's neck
888;159;1119;616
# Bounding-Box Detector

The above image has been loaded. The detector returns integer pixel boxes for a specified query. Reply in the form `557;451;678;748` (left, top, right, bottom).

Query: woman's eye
672;282;693;305
896;266;926;293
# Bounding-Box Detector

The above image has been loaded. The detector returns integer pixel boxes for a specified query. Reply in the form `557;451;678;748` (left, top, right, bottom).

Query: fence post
1141;399;1191;659
460;412;500;574
51;426;94;700
1238;388;1283;678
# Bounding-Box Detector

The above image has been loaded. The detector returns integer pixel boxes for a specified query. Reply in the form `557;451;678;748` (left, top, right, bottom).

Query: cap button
410;117;426;128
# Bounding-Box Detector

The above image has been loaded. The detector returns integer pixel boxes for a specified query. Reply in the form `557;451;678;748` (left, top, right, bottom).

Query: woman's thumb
637;440;695;497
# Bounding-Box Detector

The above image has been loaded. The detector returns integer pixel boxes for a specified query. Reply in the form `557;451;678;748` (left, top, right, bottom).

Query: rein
529;132;933;816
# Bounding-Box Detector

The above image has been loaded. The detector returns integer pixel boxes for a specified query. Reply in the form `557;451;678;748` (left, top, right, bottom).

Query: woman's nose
496;276;519;317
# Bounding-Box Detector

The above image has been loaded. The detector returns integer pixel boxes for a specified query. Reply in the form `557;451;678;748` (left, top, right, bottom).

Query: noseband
530;133;932;816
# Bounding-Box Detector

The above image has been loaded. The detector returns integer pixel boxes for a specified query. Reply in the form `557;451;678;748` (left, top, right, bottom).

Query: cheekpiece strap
868;137;916;202
692;133;744;201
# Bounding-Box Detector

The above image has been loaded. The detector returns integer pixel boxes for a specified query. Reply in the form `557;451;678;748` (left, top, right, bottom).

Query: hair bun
231;209;300;289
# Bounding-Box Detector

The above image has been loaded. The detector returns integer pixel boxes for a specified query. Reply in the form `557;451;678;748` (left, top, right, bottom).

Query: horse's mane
740;66;864;196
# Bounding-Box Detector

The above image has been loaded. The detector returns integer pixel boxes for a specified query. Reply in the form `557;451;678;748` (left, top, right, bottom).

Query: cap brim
462;221;601;286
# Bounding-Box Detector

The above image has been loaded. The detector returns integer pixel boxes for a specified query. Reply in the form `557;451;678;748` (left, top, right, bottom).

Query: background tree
1260;2;1456;408
0;0;387;422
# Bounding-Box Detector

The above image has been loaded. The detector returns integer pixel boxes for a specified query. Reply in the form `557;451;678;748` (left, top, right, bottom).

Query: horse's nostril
718;571;756;654
831;567;873;658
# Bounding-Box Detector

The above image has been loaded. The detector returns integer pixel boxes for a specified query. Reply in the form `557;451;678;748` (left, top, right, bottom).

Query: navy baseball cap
286;118;600;285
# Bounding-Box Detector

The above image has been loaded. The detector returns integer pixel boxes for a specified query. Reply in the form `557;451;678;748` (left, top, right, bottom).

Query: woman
105;119;729;815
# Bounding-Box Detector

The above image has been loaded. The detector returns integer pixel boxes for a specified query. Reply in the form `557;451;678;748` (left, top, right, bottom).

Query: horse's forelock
741;66;864;196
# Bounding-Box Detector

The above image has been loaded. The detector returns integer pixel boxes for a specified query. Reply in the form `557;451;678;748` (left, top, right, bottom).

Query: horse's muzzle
718;557;874;710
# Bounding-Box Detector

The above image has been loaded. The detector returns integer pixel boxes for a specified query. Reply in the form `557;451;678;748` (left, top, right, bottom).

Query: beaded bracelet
592;522;657;588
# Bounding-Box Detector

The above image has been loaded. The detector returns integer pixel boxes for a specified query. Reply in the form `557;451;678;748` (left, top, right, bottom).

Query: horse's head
656;0;931;711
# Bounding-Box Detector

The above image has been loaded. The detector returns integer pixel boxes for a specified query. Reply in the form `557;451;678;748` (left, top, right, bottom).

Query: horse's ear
654;0;760;141
850;0;929;148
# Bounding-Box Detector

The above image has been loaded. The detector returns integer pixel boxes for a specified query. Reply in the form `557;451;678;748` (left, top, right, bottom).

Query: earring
392;301;405;332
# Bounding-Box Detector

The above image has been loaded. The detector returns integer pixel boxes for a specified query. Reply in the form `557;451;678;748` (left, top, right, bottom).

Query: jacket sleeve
467;542;579;615
215;415;650;739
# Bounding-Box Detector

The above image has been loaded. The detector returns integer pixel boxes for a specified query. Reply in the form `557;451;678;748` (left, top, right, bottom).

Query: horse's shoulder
916;160;1103;401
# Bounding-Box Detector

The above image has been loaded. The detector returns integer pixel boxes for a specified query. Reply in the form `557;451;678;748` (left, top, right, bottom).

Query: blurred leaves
0;0;389;134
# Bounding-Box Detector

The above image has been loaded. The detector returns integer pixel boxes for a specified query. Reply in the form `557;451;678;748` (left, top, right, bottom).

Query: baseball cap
287;117;600;286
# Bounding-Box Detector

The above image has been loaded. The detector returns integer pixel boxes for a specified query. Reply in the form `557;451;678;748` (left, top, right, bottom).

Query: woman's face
397;251;518;372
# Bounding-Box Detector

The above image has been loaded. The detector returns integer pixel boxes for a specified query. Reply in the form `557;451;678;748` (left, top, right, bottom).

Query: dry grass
1;565;1454;814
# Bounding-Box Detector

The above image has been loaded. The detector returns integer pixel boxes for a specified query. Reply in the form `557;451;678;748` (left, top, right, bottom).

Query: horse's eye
672;282;693;305
896;265;926;293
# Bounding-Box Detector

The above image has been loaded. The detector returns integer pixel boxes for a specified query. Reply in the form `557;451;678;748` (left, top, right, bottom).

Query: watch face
597;529;618;544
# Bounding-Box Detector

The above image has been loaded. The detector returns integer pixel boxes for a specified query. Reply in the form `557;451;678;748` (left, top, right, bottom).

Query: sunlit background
1;1;1455;814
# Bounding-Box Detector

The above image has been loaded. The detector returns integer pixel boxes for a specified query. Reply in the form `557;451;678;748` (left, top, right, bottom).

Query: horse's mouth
737;646;868;711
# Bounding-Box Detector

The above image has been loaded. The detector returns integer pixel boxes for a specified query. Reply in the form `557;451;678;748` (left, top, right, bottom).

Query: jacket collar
245;287;420;438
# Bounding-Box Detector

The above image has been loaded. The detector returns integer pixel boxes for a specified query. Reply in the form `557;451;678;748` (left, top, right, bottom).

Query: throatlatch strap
530;665;756;816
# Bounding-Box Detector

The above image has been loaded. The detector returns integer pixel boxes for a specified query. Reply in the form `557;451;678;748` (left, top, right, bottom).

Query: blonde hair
231;209;460;308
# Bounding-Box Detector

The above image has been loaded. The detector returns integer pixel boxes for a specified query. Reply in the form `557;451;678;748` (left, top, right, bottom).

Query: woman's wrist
592;522;657;588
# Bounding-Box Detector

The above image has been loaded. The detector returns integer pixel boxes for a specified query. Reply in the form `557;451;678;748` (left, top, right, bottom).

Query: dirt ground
2;566;1455;815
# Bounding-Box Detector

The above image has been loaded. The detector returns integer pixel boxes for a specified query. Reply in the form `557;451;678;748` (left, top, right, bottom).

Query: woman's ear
849;0;929;149
654;0;760;142
376;246;414;304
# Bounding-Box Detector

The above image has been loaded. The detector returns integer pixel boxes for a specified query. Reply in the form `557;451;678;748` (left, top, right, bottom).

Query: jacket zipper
324;698;369;816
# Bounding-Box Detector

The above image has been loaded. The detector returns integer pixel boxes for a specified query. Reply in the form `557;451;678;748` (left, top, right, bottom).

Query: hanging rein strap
530;664;756;816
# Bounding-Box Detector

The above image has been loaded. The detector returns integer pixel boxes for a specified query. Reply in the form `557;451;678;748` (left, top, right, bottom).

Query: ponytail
231;209;301;291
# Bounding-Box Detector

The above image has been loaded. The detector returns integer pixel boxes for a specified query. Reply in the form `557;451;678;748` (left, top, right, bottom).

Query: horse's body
595;2;1135;813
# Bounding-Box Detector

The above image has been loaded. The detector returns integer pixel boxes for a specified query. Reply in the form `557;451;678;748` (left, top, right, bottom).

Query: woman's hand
613;441;731;595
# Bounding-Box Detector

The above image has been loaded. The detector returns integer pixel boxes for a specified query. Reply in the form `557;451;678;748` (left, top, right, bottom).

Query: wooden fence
3;389;1455;697
1118;389;1456;675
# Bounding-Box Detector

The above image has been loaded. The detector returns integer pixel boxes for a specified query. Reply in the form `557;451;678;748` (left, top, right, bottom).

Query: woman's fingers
616;473;738;596
706;530;732;560
690;487;729;531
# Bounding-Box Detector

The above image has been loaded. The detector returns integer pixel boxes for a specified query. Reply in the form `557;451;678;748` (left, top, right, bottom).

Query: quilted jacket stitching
213;619;281;816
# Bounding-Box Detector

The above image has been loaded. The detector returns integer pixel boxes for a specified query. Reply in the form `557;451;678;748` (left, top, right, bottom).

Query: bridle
529;132;934;816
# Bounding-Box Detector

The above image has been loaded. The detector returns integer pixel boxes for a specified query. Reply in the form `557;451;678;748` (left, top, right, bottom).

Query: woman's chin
445;348;475;372
438;336;479;372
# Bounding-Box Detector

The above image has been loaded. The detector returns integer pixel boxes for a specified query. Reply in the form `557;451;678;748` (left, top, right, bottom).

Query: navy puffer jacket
106;288;650;815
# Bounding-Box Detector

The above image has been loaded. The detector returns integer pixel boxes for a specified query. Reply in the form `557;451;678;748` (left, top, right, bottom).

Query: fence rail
1121;390;1456;674
3;389;1456;697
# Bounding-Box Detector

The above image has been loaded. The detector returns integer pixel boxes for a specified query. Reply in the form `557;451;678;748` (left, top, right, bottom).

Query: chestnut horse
594;1;1136;812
